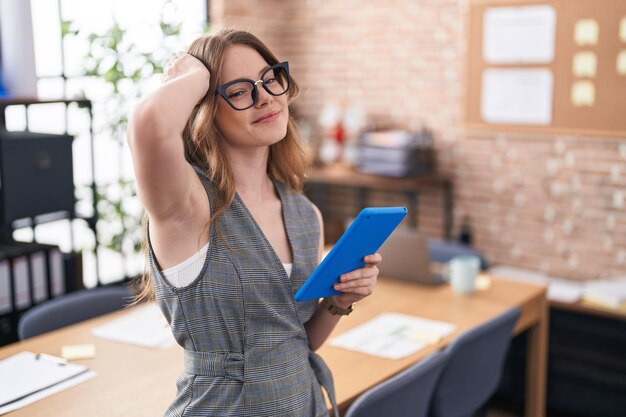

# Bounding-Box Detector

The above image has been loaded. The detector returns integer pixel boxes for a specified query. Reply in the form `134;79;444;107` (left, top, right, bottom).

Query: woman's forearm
134;69;210;139
304;302;342;351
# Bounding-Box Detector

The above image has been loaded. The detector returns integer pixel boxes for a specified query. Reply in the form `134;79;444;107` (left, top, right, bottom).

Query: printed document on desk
91;302;176;349
330;313;455;359
0;351;95;415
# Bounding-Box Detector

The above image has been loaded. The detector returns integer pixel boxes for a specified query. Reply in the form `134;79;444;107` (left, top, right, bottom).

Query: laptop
377;227;445;286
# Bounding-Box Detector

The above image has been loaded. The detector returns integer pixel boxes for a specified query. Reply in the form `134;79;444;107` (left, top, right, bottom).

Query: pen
35;352;68;366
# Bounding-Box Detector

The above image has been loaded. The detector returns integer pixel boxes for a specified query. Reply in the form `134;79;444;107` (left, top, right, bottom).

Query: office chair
18;285;133;340
428;239;490;270
344;350;449;417
429;307;521;417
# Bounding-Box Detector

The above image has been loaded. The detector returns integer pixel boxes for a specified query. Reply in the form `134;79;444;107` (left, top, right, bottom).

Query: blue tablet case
294;207;407;301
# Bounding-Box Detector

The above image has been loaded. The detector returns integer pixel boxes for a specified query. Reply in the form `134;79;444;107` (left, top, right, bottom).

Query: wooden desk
0;277;547;417
305;164;454;239
322;276;548;417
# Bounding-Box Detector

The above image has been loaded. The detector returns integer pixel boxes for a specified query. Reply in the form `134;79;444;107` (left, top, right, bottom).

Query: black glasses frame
215;62;291;111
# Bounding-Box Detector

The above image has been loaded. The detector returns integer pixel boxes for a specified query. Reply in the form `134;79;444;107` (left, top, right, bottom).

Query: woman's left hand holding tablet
331;253;383;309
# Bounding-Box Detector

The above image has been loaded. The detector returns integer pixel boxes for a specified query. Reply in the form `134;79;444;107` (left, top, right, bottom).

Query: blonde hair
134;29;309;303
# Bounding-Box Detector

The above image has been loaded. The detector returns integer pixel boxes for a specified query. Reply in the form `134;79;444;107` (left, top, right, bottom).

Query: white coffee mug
448;255;480;294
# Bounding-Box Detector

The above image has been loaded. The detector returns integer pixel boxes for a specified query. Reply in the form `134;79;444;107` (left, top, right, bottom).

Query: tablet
294;207;407;301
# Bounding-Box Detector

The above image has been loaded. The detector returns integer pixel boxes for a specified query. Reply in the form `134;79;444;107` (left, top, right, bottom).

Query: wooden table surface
0;276;548;417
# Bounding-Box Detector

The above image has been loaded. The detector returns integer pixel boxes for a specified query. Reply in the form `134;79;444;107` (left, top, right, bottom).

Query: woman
128;29;381;417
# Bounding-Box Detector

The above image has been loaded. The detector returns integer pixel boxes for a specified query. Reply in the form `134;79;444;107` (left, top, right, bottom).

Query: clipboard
294;207;407;301
0;351;94;413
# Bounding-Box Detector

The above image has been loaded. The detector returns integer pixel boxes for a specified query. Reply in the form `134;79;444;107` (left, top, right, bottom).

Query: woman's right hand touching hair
161;52;211;104
162;52;209;83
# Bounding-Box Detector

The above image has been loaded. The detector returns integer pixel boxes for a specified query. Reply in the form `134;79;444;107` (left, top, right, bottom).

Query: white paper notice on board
481;68;553;125
483;5;556;64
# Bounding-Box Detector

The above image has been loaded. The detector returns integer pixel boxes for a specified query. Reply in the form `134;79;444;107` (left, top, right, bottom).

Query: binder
0;242;66;303
0;260;10;314
0;244;33;310
49;248;64;297
0;242;67;345
30;251;47;303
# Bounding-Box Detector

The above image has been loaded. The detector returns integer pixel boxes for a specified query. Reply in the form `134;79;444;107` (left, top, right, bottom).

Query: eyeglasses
215;62;291;111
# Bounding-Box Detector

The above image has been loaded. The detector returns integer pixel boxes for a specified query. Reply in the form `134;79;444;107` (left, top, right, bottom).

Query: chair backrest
18;285;132;340
429;307;521;417
344;350;449;417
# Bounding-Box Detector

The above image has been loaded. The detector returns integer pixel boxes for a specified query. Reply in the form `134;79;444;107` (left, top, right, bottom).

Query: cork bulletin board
466;0;626;137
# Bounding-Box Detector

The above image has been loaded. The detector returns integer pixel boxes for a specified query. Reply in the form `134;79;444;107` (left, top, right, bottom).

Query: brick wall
212;0;626;281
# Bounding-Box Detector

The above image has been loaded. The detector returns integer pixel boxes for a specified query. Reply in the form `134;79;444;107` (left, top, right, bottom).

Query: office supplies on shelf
91;303;176;349
330;312;455;359
0;351;95;414
358;130;434;177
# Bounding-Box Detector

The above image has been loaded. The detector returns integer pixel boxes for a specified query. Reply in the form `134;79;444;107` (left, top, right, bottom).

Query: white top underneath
162;242;293;287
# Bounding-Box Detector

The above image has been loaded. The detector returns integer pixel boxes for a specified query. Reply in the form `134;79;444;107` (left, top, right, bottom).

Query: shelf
0;97;91;107
0;97;103;284
305;164;454;239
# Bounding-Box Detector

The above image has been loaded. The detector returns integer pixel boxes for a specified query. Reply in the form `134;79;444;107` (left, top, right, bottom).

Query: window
10;0;207;286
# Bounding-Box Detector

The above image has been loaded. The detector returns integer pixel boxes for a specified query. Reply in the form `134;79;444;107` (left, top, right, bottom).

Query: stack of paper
358;130;435;177
91;303;176;349
491;266;589;303
0;351;95;414
489;266;549;285
547;279;584;303
583;278;626;310
330;313;455;360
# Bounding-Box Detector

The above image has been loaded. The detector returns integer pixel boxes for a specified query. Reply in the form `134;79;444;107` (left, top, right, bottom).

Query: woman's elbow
127;101;162;149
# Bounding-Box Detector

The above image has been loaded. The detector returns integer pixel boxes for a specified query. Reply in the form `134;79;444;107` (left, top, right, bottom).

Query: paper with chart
330;313;455;360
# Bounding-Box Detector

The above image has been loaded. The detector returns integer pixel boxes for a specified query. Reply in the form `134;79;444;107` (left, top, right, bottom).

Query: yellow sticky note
61;344;96;360
620;17;626;43
475;274;492;291
571;81;595;106
617;50;626;75
574;19;599;46
572;52;597;77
